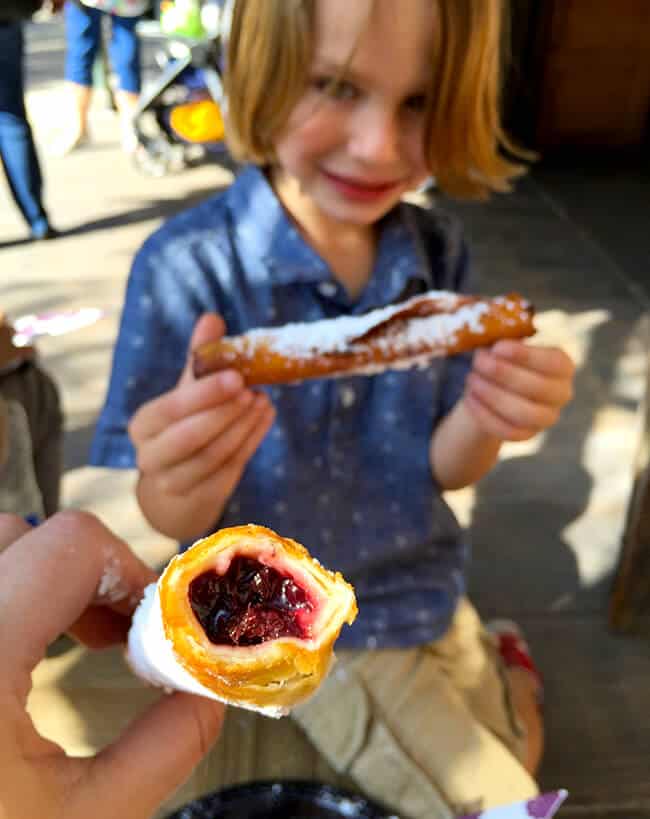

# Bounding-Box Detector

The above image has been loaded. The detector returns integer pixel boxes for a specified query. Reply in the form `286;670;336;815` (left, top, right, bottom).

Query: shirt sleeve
89;228;221;468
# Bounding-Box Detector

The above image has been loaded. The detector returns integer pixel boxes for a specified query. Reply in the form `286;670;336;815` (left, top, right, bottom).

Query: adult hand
129;314;276;542
464;340;575;441
0;511;224;819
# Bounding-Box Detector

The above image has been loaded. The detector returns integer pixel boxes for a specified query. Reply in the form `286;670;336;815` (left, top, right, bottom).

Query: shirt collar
227;165;432;298
227;165;330;285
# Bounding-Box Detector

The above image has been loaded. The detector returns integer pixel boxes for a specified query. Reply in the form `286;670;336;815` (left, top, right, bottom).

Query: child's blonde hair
224;0;527;199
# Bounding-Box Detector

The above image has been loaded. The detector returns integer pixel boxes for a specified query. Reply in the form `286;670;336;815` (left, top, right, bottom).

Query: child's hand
463;340;575;442
128;314;276;540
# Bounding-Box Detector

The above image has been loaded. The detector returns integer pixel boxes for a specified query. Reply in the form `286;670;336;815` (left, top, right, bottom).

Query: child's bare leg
115;90;140;153
507;666;544;774
49;82;92;156
69;81;92;139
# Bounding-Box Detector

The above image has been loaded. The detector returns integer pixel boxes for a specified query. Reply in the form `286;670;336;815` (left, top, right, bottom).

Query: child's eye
404;94;427;113
312;76;359;101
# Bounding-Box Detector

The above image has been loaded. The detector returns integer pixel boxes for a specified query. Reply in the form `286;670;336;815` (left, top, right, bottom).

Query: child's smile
318;168;406;205
272;0;435;242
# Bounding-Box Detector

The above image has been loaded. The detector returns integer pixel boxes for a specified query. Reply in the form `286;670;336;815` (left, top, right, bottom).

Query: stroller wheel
131;136;185;177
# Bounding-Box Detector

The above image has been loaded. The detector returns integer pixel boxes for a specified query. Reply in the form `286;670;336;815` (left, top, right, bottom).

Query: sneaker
487;618;544;704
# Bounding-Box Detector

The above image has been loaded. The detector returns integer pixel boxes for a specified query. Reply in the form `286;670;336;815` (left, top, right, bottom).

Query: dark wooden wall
505;0;650;153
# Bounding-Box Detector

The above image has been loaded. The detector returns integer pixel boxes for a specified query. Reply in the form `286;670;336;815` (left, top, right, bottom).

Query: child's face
273;0;435;232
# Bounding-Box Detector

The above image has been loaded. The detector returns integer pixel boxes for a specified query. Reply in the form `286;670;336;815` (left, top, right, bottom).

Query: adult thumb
180;313;226;384
82;692;225;819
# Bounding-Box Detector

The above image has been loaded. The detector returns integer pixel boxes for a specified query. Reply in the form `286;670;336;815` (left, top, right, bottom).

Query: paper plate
165;780;398;819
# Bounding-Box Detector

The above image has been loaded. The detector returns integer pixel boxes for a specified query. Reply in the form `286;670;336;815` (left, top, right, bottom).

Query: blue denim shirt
91;165;476;649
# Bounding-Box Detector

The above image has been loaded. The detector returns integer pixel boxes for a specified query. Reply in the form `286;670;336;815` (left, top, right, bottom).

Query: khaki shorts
28;599;537;818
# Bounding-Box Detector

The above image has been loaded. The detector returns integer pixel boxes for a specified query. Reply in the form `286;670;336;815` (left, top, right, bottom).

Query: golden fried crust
158;525;358;712
192;292;535;386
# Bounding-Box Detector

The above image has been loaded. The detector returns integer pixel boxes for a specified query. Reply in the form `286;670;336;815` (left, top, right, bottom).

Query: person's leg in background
0;363;63;518
54;0;102;155
0;22;56;240
0;396;45;522
108;12;142;153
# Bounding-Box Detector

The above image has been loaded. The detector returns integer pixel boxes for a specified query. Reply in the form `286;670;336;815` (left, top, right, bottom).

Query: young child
90;0;575;814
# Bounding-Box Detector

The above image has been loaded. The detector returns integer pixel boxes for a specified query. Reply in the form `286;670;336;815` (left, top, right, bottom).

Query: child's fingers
136;390;255;474
490;340;575;379
466;372;561;433
158;396;275;495
472;350;573;409
217;403;278;494
129;313;240;445
180;313;227;386
129;370;245;443
463;391;536;442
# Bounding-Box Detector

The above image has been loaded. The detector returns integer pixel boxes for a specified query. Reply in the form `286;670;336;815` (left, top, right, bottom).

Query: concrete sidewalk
2;18;650;818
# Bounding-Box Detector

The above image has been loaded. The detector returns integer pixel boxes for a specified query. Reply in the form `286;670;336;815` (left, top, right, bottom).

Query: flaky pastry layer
127;525;357;716
192;290;535;385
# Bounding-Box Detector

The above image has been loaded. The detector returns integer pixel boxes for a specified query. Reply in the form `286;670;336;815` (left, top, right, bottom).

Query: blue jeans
64;1;142;94
0;22;49;235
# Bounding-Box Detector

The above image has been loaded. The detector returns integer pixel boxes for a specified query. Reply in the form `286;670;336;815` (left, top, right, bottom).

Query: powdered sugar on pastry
226;290;468;357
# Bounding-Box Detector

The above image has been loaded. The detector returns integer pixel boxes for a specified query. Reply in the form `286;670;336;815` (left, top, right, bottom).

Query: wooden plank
535;0;650;148
548;0;650;50
538;55;650;148
610;352;650;633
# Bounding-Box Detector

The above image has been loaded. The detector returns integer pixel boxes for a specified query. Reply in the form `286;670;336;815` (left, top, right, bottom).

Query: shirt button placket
317;280;338;299
339;384;356;409
328;380;357;479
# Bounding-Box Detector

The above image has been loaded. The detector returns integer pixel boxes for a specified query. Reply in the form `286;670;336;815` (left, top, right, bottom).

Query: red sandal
487;619;544;707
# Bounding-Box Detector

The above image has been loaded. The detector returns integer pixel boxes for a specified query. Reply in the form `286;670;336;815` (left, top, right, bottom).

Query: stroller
132;2;232;176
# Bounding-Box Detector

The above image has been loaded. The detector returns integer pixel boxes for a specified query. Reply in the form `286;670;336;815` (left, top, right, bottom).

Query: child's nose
348;105;401;165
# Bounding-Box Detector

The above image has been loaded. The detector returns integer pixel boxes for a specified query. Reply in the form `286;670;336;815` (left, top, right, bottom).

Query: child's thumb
180;313;226;384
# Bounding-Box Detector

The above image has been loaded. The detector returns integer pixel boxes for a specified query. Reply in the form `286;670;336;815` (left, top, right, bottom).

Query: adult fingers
67;606;133;649
83;693;225;819
136;389;255;474
0;512;154;695
0;514;31;551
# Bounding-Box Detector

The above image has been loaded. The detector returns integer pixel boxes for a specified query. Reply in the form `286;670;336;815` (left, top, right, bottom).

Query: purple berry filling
189;556;314;646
